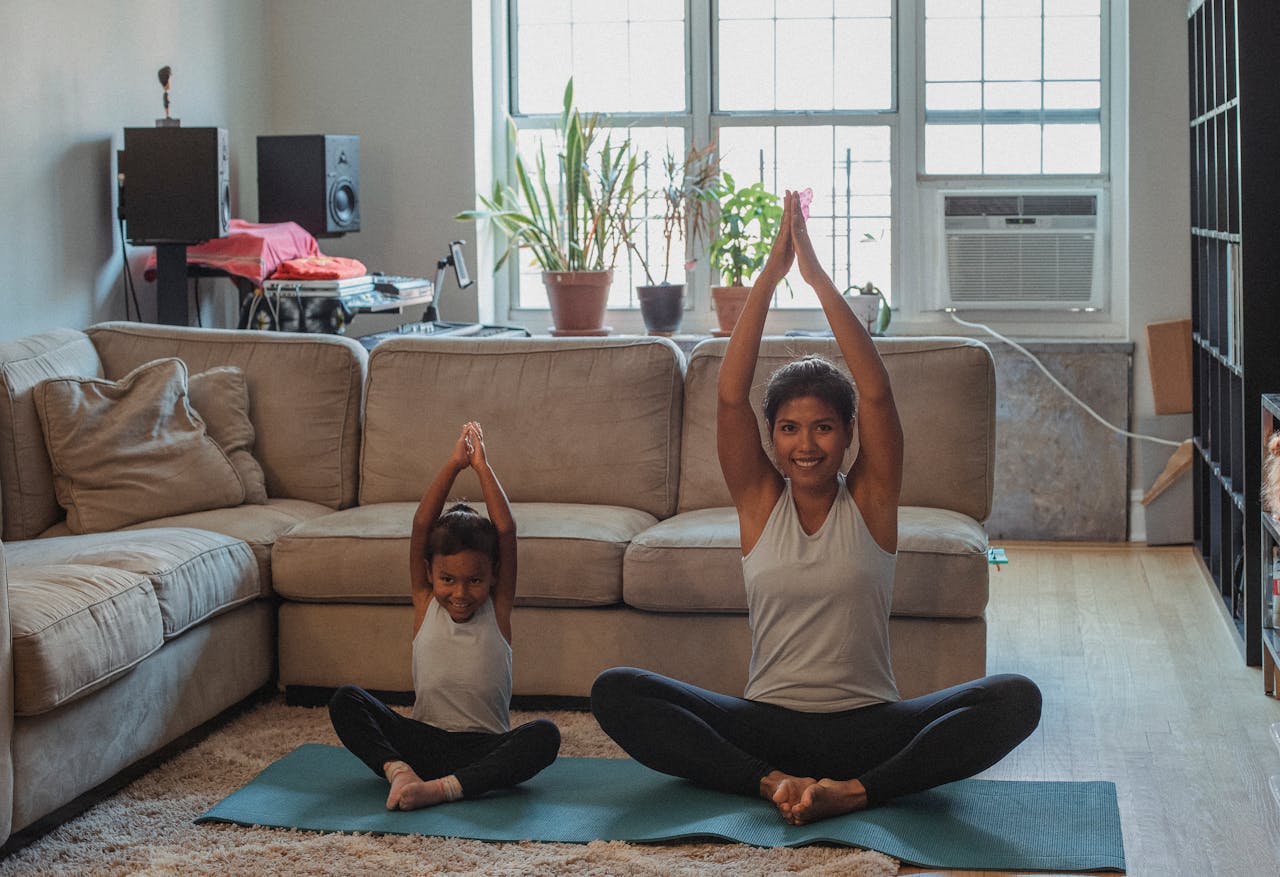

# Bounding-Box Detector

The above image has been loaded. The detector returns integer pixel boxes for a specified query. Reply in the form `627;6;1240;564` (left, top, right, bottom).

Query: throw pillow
189;366;269;504
34;357;246;534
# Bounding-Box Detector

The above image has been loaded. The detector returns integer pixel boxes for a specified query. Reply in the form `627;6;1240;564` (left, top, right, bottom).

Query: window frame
489;0;1119;336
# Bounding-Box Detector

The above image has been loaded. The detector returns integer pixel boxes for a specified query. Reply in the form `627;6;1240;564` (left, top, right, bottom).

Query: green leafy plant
708;173;784;287
457;80;642;273
632;142;721;285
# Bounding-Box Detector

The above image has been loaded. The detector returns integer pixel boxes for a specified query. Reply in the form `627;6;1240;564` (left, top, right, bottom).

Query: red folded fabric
142;220;320;286
271;255;368;280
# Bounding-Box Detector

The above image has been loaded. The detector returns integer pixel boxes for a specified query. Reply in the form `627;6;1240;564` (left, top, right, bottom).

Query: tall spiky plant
458;80;641;274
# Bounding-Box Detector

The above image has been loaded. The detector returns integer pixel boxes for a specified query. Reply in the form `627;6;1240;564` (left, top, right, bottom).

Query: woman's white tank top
411;597;511;733
742;475;899;712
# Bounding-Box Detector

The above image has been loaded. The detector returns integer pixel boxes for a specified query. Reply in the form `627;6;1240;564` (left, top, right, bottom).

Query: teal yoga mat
197;745;1125;872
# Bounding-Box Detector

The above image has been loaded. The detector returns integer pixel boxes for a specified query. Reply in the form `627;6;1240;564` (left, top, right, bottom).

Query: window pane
925;124;982;174
1043;123;1101;173
984;17;1041;81
718;19;775;110
834;18;893;110
1045;16;1101;80
720;0;774;18
987;0;1040;15
516;24;573;113
1044;81;1099;110
985;81;1041;111
926;17;981;82
1046;0;1099;15
983;124;1042;174
513;0;685;114
716;125;892;305
629;21;686;112
513;126;683;308
777;20;834;110
837;0;891;15
927;82;981;110
520;0;571;24
927;0;981;16
780;0;834;17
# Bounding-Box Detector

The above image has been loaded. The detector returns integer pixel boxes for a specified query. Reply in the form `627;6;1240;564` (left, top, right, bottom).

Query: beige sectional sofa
0;324;994;849
276;335;995;703
0;322;366;847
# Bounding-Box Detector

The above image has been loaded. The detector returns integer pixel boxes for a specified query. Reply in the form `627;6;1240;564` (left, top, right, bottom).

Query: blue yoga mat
197;745;1125;872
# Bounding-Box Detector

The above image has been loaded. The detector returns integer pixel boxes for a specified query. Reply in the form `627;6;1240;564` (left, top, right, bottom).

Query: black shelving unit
1188;0;1280;666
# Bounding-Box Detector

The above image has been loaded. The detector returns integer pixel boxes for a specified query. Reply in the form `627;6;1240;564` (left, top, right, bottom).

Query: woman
591;191;1040;825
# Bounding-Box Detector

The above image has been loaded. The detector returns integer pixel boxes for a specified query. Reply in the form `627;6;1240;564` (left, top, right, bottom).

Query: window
500;0;1111;328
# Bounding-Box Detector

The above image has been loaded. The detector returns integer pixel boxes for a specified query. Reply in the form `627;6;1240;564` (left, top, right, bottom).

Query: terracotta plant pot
543;270;613;334
711;285;751;335
636;283;685;335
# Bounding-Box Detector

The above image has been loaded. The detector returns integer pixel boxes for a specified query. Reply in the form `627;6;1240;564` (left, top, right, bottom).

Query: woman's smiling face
770;395;853;485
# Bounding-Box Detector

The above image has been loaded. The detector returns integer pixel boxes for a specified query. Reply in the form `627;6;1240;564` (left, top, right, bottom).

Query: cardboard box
1146;318;1193;415
1139;415;1193;545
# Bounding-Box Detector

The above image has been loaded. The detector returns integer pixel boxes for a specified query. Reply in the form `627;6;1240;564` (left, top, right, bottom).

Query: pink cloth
143;220;320;286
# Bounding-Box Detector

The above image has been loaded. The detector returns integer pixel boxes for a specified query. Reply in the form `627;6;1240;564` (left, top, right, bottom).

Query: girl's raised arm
408;426;472;635
461;422;518;643
717;191;795;551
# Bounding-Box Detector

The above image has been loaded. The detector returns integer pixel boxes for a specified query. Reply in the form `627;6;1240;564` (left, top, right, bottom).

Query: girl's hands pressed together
788;190;825;286
463;421;488;470
759;191;796;286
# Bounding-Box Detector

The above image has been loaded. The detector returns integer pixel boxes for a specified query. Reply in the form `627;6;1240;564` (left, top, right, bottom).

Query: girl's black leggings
590;668;1041;806
329;685;560;798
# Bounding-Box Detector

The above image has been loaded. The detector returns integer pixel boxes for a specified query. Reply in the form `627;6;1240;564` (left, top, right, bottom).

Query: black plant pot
636;283;685;335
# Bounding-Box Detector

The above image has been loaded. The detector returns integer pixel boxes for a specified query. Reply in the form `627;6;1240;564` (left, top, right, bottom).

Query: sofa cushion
7;563;163;716
6;527;258;638
359;338;684;518
623;505;989;618
39;497;335;597
189;366;268;504
33;358;245;534
0;329;103;541
679;338;996;521
273;501;658;607
86;322;366;510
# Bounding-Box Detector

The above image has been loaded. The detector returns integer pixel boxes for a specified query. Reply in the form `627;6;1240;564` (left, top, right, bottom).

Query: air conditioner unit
939;190;1105;310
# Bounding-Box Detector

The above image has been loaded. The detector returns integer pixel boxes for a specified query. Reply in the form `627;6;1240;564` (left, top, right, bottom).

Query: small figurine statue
156;66;179;127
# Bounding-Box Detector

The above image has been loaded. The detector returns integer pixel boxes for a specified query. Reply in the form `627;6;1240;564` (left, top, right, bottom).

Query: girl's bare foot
395;778;450;810
789;777;869;824
385;764;424;810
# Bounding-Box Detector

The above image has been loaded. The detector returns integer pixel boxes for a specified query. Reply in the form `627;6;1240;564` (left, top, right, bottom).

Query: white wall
263;0;479;330
0;0;270;340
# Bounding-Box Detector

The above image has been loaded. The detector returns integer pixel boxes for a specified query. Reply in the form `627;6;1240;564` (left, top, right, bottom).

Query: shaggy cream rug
0;698;899;876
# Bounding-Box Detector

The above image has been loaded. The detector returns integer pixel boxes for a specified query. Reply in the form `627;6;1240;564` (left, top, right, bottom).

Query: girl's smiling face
770;395;853;486
428;549;495;622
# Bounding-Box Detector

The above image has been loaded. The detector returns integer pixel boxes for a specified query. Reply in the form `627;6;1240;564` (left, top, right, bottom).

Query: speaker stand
154;244;189;325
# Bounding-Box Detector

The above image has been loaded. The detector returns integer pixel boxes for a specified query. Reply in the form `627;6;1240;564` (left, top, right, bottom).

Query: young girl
329;421;559;810
592;191;1041;825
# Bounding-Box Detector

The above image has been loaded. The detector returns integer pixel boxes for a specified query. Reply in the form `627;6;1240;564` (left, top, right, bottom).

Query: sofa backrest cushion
0;329;103;540
87;322;366;510
361;337;685;518
679;337;996;521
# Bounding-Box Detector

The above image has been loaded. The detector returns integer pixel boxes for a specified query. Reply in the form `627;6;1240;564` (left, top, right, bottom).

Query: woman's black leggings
590;668;1041;806
329;685;560;798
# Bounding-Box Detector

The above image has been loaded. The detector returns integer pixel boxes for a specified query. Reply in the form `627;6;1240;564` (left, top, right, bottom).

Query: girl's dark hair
762;355;857;431
425;502;500;570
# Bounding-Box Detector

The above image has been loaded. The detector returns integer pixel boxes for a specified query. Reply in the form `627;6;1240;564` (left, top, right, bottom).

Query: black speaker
121;127;230;243
257;134;360;237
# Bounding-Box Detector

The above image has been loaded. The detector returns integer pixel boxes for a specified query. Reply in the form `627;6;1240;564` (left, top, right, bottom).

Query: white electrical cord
945;310;1188;449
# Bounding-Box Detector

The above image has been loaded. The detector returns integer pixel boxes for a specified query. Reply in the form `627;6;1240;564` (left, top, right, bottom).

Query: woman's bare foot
760;770;819;825
789;777;869;824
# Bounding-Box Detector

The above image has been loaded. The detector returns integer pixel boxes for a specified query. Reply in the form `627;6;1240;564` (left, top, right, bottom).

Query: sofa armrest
85;323;367;510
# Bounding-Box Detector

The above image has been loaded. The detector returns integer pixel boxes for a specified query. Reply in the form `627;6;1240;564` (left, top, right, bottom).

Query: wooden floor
897;542;1280;877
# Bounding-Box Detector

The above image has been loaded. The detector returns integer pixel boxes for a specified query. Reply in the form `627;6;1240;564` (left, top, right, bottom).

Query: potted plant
457;79;642;334
843;281;891;335
707;173;783;334
630;142;721;336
